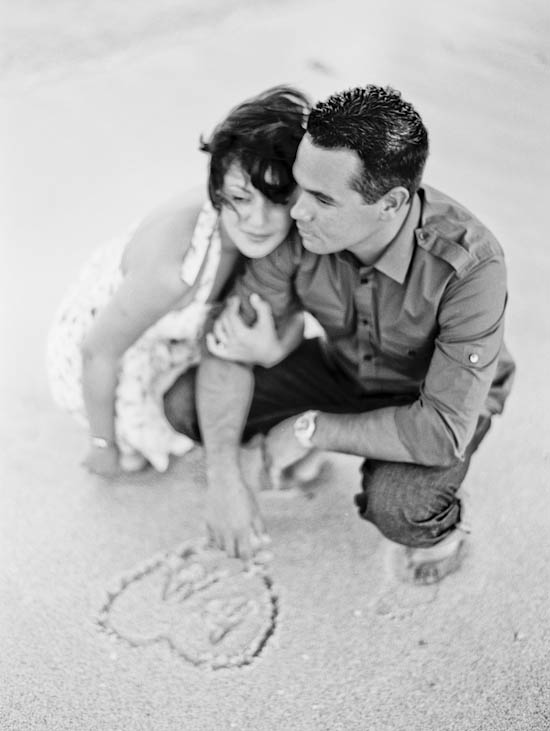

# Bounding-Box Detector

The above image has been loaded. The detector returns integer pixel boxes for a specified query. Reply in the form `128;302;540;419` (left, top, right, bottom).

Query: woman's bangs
247;158;294;204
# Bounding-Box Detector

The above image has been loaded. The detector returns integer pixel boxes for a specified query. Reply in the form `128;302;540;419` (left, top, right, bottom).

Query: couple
49;83;515;585
164;84;515;584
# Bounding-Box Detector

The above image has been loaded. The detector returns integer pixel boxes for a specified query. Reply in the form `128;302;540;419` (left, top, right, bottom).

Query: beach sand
1;1;549;729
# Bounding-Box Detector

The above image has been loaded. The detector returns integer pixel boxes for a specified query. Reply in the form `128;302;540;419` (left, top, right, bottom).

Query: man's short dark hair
307;85;429;203
201;86;310;210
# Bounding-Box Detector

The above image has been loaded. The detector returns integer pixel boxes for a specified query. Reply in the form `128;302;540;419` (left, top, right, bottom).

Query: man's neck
348;204;411;266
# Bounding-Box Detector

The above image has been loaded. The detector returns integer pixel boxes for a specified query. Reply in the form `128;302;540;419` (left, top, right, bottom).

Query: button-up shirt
233;185;515;466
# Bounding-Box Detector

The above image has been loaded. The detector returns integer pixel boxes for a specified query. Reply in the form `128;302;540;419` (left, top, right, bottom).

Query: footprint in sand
97;538;278;669
371;582;439;620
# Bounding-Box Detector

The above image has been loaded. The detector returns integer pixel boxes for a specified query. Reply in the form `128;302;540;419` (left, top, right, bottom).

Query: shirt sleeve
390;255;508;465
230;235;303;327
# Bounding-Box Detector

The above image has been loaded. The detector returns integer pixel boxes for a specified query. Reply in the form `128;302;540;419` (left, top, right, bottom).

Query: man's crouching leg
355;458;470;585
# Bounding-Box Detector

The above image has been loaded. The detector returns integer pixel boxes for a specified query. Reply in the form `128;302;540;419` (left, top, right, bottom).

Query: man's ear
379;187;410;219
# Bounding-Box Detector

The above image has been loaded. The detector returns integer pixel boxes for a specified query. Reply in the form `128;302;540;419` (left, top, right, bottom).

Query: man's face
290;134;384;258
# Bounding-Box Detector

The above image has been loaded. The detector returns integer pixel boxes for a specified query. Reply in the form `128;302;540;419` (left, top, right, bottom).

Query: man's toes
414;563;440;585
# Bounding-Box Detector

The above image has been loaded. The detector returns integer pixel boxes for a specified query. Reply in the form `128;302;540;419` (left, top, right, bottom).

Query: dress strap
180;200;220;287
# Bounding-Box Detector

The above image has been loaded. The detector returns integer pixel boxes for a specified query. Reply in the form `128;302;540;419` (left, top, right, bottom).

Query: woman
47;86;310;477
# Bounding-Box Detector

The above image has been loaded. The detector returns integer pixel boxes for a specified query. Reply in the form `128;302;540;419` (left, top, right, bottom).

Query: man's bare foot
395;529;467;585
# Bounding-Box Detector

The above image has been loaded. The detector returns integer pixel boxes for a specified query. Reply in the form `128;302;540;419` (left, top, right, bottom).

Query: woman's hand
206;294;283;367
205;464;269;560
82;444;121;478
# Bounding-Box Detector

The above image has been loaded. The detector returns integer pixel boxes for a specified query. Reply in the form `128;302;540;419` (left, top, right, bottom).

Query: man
164;85;515;583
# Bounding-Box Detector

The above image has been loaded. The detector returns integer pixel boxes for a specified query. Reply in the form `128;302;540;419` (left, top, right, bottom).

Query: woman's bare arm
80;198;202;474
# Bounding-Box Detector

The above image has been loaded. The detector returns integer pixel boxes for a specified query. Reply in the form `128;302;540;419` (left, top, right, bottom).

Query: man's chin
301;239;323;254
299;234;318;251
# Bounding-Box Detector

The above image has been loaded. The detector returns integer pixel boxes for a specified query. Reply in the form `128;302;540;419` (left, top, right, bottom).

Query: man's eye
316;197;332;206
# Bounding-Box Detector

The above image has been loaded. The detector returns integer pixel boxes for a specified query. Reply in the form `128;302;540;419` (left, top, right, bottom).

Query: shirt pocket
378;330;434;377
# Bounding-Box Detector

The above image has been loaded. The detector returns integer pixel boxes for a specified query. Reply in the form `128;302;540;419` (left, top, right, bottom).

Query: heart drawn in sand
97;538;278;669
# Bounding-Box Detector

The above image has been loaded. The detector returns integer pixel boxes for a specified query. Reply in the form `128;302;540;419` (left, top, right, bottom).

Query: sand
1;1;549;729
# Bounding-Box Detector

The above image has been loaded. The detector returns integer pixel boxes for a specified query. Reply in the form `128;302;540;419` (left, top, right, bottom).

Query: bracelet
91;436;115;449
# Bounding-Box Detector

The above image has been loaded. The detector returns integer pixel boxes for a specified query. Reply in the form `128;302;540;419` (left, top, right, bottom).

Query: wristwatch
91;436;115;449
293;410;319;448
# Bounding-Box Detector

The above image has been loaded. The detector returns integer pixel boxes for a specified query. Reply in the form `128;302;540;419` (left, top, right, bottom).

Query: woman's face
219;163;295;258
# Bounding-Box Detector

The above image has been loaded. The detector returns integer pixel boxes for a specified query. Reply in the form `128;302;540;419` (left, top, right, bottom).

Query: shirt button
361;318;369;326
469;353;479;364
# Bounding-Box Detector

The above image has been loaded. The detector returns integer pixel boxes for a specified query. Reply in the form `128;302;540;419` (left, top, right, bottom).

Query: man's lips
297;224;314;239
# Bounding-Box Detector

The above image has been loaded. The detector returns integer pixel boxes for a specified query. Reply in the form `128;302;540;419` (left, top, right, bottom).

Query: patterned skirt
46;233;211;472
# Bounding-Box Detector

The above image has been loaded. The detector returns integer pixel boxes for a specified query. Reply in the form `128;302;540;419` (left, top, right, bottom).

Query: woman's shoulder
121;188;207;277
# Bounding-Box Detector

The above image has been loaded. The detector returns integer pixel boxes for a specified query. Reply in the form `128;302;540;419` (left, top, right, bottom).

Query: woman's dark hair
307;85;429;203
200;85;310;209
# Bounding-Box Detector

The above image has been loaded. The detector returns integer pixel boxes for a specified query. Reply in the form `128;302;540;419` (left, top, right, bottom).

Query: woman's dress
46;202;221;472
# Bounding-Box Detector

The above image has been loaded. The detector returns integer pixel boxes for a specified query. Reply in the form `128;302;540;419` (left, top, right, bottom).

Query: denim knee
162;369;201;441
355;460;463;548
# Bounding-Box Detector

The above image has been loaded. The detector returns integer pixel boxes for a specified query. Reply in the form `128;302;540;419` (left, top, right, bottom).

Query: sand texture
1;1;549;729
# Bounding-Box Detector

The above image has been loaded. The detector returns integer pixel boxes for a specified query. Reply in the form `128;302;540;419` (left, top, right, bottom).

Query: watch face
295;415;309;431
294;412;316;446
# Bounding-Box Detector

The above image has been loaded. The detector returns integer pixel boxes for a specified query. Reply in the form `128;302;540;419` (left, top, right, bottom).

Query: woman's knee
356;460;462;548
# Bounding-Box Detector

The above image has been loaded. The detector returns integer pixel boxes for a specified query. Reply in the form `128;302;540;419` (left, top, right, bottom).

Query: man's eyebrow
304;186;336;203
293;165;337;202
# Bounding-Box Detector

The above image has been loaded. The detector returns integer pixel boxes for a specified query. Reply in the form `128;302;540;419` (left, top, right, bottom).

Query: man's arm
267;255;509;468
207;294;304;367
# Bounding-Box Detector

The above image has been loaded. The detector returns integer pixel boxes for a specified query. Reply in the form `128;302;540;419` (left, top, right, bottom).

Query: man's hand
82;444;120;478
264;416;313;489
206;294;283;367
205;468;268;560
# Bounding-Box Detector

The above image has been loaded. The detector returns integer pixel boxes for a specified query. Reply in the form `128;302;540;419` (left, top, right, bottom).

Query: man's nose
290;192;312;222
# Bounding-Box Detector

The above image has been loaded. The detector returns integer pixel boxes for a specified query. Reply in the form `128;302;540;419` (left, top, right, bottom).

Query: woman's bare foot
239;435;272;492
240;438;327;492
119;452;148;472
286;449;326;484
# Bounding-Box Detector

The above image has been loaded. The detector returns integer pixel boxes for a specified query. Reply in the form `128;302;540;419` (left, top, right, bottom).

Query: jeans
164;338;491;548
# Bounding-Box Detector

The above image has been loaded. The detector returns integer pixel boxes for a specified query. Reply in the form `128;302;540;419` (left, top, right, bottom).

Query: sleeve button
469;352;479;364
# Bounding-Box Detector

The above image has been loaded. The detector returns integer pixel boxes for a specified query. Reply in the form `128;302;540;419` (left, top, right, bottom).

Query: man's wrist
260;344;283;369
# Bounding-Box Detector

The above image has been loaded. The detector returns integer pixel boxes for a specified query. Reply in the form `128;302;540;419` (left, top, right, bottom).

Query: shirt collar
372;192;421;284
335;193;422;284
